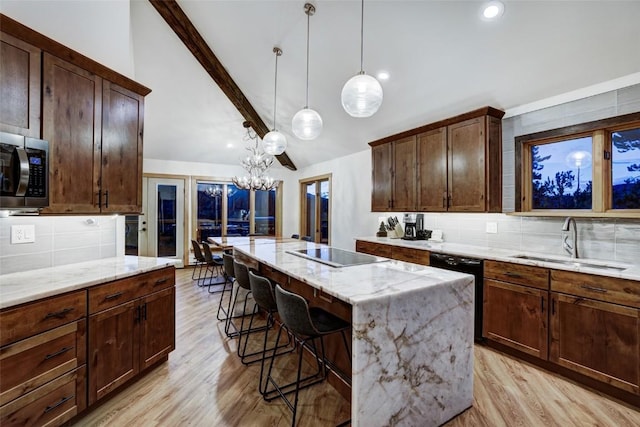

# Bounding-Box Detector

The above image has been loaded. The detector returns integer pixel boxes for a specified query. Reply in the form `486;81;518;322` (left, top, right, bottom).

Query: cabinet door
417;127;447;211
371;143;393;211
448;117;485;211
392;136;417;211
139;287;175;371
483;279;548;359
101;81;144;213
0;32;41;138
88;300;139;405
550;293;639;394
42;53;102;214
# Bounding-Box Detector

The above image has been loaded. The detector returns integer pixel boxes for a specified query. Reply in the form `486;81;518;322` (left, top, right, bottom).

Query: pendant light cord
360;0;364;73
305;10;310;108
272;47;281;131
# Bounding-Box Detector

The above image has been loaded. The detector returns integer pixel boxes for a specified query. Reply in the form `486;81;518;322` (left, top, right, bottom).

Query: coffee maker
402;213;417;240
415;214;431;240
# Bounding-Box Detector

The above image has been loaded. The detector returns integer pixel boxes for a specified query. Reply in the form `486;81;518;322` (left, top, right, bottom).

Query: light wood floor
77;268;640;426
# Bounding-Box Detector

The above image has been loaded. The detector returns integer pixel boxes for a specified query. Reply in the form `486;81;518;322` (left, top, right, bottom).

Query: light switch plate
11;224;35;244
486;222;498;234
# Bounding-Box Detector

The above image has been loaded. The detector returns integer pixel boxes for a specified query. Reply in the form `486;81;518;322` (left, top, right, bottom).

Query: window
194;181;281;241
516;113;640;214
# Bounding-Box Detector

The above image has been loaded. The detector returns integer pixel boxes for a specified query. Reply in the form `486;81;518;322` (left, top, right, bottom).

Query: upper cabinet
0;14;150;214
371;135;416;211
370;107;504;213
0;32;41;138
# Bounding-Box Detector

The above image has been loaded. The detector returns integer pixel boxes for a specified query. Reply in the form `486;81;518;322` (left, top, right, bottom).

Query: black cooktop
287;247;388;268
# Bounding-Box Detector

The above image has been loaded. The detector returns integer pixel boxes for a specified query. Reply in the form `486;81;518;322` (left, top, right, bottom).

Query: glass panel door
300;175;331;244
305;182;316;240
197;183;223;241
255;188;276;236
319;180;329;244
227;184;250;236
146;178;184;265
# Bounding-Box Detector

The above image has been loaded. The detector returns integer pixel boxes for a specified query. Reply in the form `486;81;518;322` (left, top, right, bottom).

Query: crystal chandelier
232;121;278;191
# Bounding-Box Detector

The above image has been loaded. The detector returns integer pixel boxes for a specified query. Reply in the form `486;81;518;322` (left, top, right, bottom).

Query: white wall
1;0;135;78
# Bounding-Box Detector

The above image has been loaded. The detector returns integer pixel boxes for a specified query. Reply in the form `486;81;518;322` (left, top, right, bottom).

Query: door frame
142;173;189;267
299;173;332;244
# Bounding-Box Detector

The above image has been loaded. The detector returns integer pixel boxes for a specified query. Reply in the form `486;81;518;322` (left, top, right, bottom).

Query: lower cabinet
88;276;175;405
483;279;549;359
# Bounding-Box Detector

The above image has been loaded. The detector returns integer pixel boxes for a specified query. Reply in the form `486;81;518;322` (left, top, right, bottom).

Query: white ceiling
130;0;640;170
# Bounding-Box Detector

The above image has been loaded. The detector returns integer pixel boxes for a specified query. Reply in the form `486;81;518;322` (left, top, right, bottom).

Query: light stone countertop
356;236;640;282
0;256;178;309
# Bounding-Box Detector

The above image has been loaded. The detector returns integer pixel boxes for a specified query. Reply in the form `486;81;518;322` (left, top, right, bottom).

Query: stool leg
291;337;307;427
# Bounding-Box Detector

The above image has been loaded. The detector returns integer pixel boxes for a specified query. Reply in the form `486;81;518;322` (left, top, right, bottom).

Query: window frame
515;112;640;216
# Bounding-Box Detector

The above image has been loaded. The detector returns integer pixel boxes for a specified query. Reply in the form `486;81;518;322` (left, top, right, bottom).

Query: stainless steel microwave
0;131;49;211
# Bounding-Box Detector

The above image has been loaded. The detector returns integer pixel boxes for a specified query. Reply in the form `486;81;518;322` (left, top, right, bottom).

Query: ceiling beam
148;0;297;171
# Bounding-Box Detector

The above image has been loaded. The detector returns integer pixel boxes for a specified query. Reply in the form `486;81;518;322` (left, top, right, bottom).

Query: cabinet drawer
0;366;85;427
0;291;86;347
89;268;174;314
485;260;549;290
355;241;391;258
0;320;86;406
551;270;640;308
392;247;430;266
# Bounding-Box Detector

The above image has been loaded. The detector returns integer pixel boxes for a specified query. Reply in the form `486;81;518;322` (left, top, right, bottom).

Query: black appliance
429;253;484;342
0;131;49;211
286;247;389;268
402;213;417;240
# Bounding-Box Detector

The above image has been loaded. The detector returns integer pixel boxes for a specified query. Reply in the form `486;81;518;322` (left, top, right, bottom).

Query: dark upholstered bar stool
217;253;236;322
201;243;225;290
267;285;351;427
225;260;268;341
245;271;294;384
190;240;206;283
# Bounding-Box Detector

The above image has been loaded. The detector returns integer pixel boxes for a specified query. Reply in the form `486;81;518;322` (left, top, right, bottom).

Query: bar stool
190;240;206;284
201;243;225;289
266;284;351;427
244;271;294;382
217;253;236;322
225;260;267;340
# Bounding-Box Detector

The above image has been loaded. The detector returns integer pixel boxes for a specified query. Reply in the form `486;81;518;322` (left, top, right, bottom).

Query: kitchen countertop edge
0;256;178;310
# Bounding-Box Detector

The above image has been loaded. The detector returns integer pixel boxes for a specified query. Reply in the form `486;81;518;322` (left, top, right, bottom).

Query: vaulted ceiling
130;1;640;170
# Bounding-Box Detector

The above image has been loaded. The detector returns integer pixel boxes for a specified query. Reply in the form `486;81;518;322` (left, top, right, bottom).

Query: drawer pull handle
44;395;74;413
155;278;168;286
44;308;73;320
44;346;74;360
580;285;608;293
504;272;522;278
104;292;123;300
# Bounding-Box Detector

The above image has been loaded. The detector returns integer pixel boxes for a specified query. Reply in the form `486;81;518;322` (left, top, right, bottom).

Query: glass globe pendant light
292;3;323;140
341;0;383;118
263;47;288;156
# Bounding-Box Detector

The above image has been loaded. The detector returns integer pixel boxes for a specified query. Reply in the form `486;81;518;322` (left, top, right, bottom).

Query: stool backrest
291;234;300;239
191;240;205;262
223;253;235;279
248;271;277;312
201;243;214;263
274;285;318;337
233;260;251;290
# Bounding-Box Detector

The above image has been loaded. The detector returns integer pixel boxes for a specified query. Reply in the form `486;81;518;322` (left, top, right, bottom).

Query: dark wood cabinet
355;240;430;266
88;268;175;405
1;15;150;215
417;127;447;211
101;81;144;213
371;136;416;211
549;270;640;395
371;107;504;213
483;261;550;359
0;32;41;138
42;53;102;214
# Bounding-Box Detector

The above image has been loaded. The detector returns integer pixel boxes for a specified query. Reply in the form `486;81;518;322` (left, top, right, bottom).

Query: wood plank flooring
76;268;640;426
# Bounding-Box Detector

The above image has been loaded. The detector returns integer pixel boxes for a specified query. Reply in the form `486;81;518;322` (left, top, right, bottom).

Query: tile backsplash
0;215;119;275
416;213;640;264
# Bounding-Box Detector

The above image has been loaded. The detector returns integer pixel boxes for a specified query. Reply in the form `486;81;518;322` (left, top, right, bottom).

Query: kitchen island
233;240;474;426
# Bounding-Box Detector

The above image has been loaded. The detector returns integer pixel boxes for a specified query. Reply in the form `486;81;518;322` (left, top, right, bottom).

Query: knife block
389;223;404;239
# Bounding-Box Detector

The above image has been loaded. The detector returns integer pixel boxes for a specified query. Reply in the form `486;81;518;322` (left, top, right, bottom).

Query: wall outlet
11;225;36;244
486;222;498;234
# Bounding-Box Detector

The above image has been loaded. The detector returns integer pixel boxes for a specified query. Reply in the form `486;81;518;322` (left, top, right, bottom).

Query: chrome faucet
561;217;579;258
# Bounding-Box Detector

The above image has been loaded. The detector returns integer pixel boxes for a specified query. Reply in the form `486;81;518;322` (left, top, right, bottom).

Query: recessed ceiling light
482;1;504;20
377;71;390;81
226;143;234;148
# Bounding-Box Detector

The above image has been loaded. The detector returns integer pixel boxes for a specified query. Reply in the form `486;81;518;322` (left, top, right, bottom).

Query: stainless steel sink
510;255;628;271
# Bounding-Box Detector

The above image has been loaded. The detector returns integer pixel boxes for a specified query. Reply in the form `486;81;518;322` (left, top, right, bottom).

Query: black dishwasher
429;253;484;342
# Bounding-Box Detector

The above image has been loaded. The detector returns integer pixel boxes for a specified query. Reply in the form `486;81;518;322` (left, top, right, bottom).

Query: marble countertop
0;256;177;309
356;236;640;281
233;240;474;305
